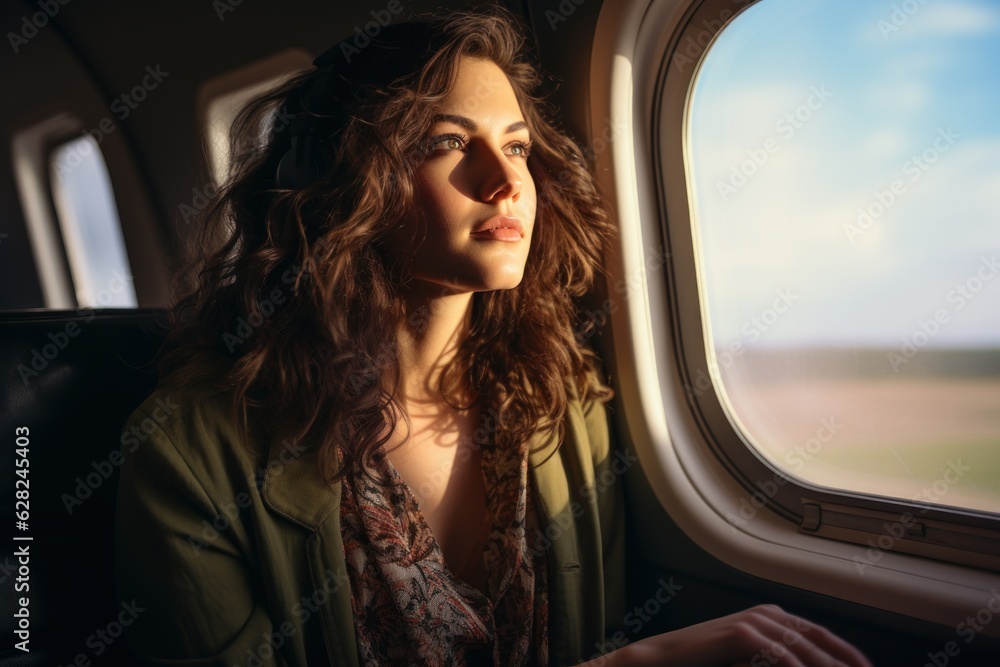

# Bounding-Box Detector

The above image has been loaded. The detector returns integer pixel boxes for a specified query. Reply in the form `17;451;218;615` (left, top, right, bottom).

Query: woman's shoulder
120;370;263;475
125;377;233;437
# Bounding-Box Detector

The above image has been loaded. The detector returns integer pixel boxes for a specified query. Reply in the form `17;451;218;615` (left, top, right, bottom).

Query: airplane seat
0;309;169;666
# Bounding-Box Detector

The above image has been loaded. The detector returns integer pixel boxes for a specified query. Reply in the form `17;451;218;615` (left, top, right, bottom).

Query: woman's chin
436;266;527;293
403;271;525;298
479;270;526;292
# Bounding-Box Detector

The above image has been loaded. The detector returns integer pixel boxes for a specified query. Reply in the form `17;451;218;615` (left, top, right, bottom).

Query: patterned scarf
340;435;549;666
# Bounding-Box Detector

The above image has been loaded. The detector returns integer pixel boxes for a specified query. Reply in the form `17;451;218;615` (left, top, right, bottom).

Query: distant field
715;348;1000;514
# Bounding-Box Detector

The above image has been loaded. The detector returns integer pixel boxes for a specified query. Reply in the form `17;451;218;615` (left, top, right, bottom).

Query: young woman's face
390;56;537;297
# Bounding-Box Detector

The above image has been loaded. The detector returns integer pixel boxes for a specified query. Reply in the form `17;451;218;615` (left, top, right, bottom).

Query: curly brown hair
159;7;615;488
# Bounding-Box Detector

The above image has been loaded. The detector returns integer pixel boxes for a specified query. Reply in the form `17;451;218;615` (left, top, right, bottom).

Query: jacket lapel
261;440;360;666
528;414;589;663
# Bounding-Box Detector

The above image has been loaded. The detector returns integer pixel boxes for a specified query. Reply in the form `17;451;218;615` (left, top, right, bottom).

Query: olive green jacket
114;383;627;666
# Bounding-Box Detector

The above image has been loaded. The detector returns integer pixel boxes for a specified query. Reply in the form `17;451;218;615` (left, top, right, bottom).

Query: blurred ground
718;349;1000;514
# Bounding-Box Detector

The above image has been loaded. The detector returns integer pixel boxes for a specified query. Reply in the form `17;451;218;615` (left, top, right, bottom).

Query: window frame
589;0;1000;634
13;115;142;311
11;113;82;309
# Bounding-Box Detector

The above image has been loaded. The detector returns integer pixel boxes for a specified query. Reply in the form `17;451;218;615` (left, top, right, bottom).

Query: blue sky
688;0;1000;348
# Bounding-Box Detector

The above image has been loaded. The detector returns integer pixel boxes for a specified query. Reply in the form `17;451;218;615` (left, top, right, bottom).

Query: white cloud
866;80;929;113
859;126;912;161
881;1;1000;41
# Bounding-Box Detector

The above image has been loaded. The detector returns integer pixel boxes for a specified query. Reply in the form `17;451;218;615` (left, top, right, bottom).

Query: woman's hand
622;604;874;667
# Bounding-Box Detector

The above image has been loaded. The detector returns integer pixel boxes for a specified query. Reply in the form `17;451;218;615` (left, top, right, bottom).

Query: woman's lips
470;227;522;241
470;215;524;241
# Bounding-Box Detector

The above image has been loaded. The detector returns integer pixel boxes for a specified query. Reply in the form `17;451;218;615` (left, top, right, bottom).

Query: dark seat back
0;309;168;666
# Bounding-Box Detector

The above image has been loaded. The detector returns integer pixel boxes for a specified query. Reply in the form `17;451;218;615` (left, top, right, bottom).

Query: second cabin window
49;135;137;308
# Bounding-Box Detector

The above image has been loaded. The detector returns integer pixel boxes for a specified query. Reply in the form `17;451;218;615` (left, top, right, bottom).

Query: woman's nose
477;149;522;203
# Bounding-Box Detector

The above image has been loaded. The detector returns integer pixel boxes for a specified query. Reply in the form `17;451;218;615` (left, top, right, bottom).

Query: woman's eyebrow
432;114;528;134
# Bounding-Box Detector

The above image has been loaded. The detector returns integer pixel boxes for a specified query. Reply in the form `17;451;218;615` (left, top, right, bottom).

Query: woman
115;8;873;667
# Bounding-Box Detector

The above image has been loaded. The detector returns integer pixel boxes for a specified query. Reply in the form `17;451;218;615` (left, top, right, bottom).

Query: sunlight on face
391;56;537;297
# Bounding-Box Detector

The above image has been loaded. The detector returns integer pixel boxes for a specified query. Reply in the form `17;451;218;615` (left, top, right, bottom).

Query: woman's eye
428;135;466;152
507;141;532;157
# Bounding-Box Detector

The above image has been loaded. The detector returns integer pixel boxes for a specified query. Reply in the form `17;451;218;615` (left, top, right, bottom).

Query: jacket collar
260;417;567;532
261;437;341;532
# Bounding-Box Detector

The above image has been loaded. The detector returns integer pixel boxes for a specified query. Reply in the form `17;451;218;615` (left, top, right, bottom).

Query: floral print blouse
339;433;549;666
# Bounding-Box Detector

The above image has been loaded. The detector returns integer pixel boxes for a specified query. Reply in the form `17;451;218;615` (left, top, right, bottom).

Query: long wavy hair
159;7;615;488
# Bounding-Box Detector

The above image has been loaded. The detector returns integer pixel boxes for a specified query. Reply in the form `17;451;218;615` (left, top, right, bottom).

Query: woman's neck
394;288;474;411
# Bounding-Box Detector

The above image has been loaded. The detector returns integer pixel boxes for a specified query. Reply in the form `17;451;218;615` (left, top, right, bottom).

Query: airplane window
198;51;313;186
49;136;137;308
203;75;291;186
685;0;1000;514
